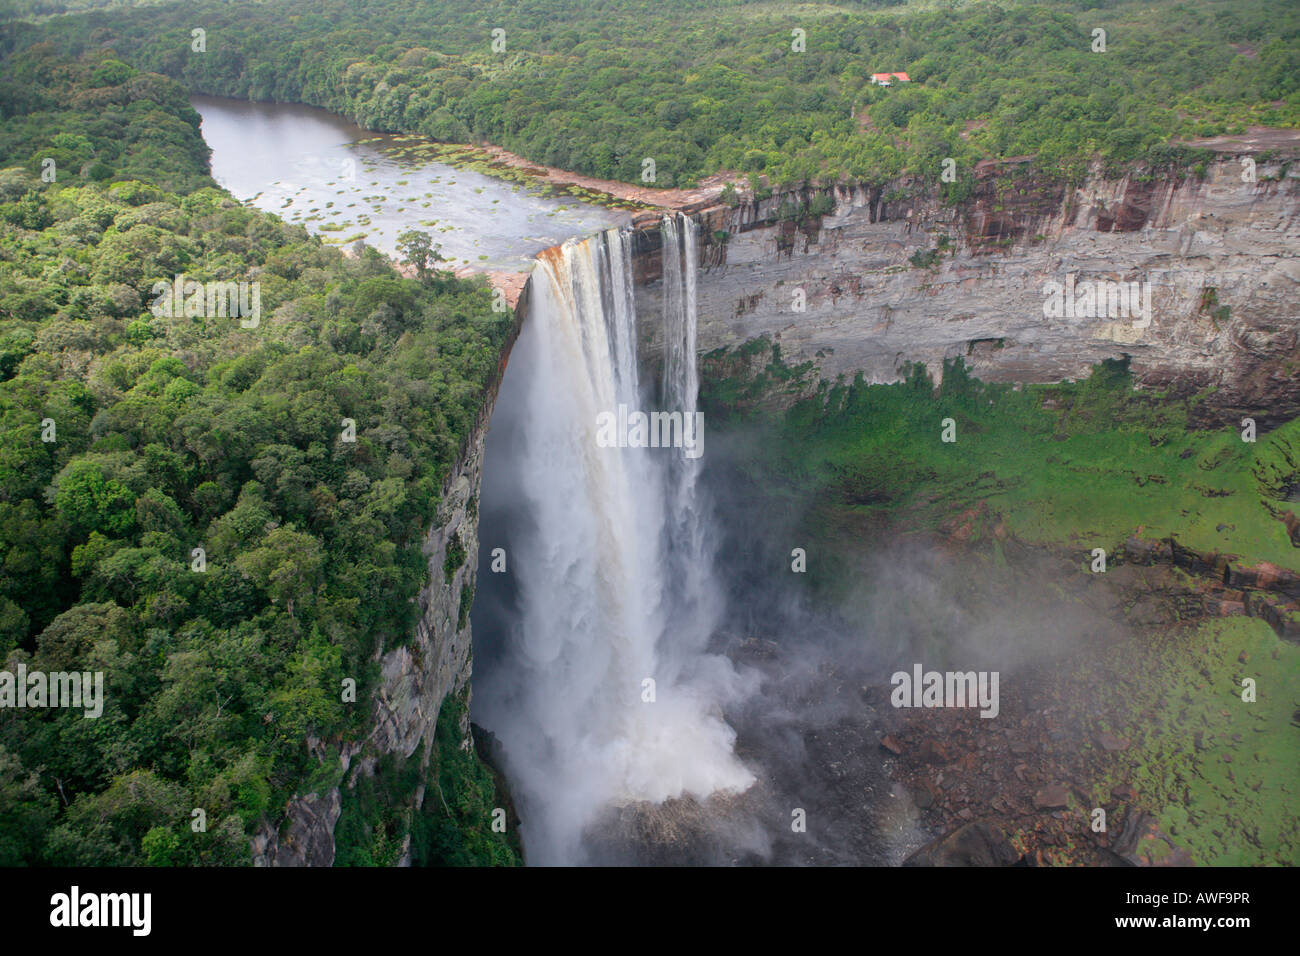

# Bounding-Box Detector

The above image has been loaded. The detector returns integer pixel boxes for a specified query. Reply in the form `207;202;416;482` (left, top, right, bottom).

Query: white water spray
474;216;754;864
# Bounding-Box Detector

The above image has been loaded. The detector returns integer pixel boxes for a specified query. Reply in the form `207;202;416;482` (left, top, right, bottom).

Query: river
191;95;629;272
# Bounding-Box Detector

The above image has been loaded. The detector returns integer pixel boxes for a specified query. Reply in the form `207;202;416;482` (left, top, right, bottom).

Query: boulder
902;821;1020;867
1033;784;1070;809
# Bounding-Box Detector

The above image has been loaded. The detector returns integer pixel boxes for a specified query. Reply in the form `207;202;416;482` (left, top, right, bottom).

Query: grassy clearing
711;349;1300;572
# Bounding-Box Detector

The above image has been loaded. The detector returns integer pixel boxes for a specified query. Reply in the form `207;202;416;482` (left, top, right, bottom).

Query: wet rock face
251;789;341;868
634;158;1299;421
250;425;488;866
369;435;484;760
1123;536;1300;643
902;820;1021;867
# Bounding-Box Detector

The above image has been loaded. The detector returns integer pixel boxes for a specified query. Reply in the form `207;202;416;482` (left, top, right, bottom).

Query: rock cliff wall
634;155;1299;424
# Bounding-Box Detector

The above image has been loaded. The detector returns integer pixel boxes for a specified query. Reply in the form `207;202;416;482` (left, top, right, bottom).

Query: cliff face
251;287;528;867
634;155;1299;424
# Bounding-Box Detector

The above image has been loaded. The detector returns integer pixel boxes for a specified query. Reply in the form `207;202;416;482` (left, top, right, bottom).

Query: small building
870;72;911;87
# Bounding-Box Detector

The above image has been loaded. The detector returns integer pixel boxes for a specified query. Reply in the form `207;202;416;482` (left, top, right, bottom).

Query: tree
0;746;56;866
35;601;133;671
234;526;325;614
141;825;180;866
54;461;136;539
396;229;445;284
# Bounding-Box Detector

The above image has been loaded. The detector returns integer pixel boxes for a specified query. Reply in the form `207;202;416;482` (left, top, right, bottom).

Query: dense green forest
0;0;174;24
2;0;1296;190
0;46;518;865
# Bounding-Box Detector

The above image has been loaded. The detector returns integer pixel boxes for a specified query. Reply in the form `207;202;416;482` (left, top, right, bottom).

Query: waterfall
473;215;754;865
657;215;716;668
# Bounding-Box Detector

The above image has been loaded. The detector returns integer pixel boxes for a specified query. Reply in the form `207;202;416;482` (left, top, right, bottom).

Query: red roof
892;72;911;82
871;72;911;83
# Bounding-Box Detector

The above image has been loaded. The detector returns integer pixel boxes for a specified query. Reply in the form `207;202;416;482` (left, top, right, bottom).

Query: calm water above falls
192;95;628;272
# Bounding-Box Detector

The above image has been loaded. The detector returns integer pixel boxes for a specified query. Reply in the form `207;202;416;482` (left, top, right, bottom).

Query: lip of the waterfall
514;210;705;314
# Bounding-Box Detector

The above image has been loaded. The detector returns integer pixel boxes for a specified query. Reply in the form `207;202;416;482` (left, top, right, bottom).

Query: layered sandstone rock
634;154;1299;425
